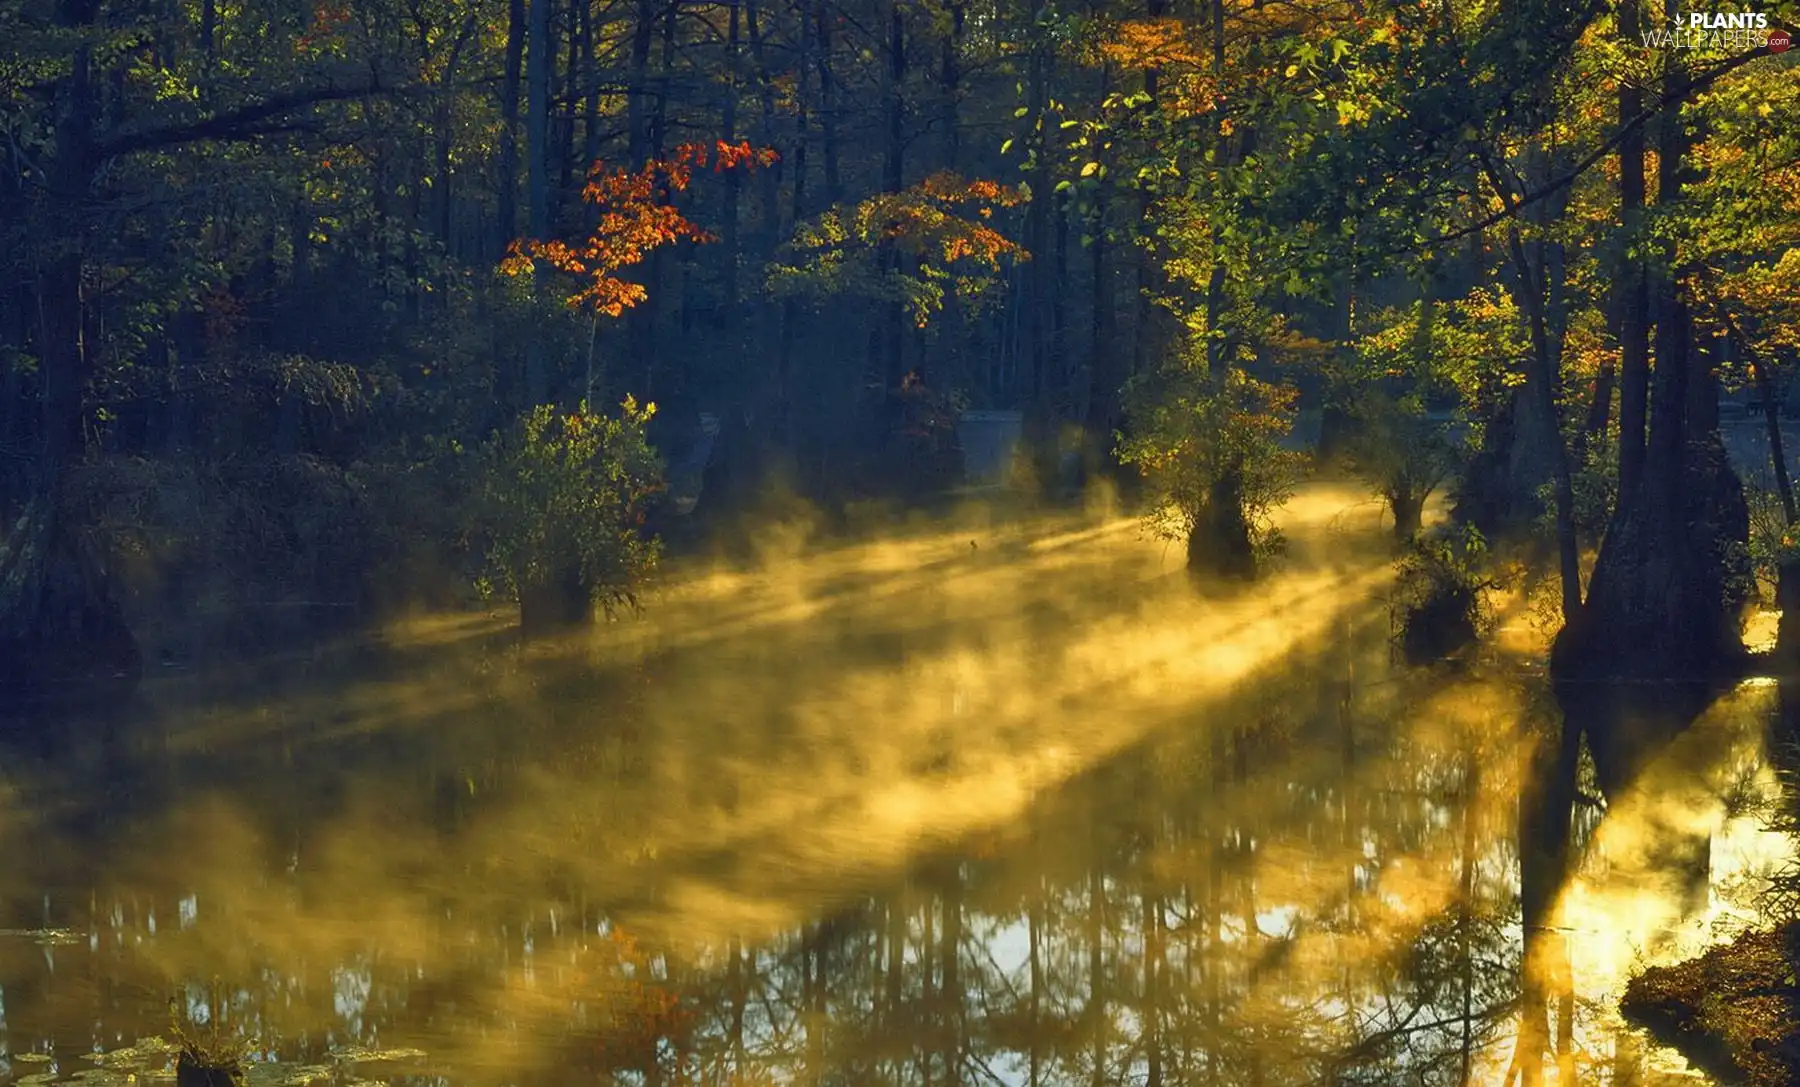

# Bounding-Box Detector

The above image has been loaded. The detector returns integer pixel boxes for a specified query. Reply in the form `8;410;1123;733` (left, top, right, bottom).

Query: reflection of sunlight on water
12;482;1789;1085
0;484;1407;1079
1552;680;1797;1080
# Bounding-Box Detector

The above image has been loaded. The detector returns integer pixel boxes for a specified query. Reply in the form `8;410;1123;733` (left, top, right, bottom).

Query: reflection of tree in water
0;587;1784;1085
648;675;1785;1086
645;637;1542;1086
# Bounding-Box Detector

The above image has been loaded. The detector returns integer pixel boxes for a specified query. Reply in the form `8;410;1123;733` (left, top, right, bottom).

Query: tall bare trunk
1024;0;1049;404
1616;0;1649;495
495;0;526;258
524;0;553;405
2;0;141;698
1084;56;1118;449
882;0;906;390
721;0;742;329
816;4;841;205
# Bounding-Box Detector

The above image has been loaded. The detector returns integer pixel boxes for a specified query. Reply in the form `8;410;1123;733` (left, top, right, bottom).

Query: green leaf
1014;106;1030;118
1001;138;1014;155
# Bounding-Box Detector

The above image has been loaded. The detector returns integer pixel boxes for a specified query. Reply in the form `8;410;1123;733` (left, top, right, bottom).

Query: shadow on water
0;486;1792;1085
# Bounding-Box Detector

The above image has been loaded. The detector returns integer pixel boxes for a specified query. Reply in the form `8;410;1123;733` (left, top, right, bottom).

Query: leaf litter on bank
1621;923;1800;1086
0;929;85;946
82;1036;178;1068
241;1064;332;1087
325;1047;426;1065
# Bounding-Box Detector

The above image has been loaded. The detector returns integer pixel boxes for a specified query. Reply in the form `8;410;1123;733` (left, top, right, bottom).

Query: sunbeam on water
0;482;1790;1085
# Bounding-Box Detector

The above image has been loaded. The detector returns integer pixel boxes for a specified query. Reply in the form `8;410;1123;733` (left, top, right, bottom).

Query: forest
0;0;1799;1082
0;0;1795;686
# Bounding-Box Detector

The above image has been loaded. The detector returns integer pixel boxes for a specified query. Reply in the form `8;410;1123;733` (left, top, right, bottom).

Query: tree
489;141;771;628
475;397;663;634
0;0;425;701
1336;301;1470;542
1118;335;1303;578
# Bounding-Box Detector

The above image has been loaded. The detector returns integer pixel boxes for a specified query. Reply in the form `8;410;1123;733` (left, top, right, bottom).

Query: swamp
1;0;1799;1082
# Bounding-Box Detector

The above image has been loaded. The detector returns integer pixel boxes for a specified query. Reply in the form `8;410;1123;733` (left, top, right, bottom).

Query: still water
0;486;1792;1085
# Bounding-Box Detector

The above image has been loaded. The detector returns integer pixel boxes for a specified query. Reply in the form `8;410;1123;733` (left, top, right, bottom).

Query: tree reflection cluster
0;516;1790;1086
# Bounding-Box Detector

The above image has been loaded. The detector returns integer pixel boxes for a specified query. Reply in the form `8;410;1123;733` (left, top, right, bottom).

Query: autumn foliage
502;141;778;317
769;171;1027;326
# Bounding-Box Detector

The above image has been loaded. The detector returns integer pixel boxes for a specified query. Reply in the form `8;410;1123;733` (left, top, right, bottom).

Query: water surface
0;487;1789;1085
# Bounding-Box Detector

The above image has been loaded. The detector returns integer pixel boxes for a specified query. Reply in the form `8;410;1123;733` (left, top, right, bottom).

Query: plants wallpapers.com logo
1640;11;1794;49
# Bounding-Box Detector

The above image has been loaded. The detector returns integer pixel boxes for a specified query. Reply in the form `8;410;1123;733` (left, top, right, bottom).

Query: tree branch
97;79;390;157
93;67;514;159
1400;46;1774;256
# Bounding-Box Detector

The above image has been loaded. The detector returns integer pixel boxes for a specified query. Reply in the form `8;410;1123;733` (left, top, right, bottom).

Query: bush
1745;484;1797;605
1394;525;1499;664
474;398;664;630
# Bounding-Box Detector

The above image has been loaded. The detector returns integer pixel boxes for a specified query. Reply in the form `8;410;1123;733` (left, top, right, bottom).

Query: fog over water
0;483;1789;1085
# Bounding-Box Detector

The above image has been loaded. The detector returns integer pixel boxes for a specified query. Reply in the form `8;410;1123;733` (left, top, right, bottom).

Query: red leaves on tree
694;139;780;173
502;143;777;317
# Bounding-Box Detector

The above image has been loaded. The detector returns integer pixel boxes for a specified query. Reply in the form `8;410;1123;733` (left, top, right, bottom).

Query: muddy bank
1621;923;1800;1086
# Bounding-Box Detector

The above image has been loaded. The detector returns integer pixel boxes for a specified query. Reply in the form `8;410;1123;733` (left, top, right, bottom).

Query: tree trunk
627;0;654;164
555;0;580;221
940;2;964;166
524;0;553;405
720;0;743;340
517;562;590;636
775;0;811;450
1;5;140;706
637;3;676;396
1553;57;1749;689
1023;0;1049;405
1083;63;1118;470
1723;321;1800;664
1187;475;1256;581
581;0;601;167
816;3;841;206
1131;0;1167;384
1186;0;1256;581
883;0;906;394
1578;353;1614;455
494;0;526;258
1616;0;1649;495
1503;217;1580;623
1390;488;1424;542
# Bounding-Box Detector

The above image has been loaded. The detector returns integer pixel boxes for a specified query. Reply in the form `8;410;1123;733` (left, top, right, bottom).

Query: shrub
1745;484;1797;605
475;398;664;629
1394;525;1500;665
